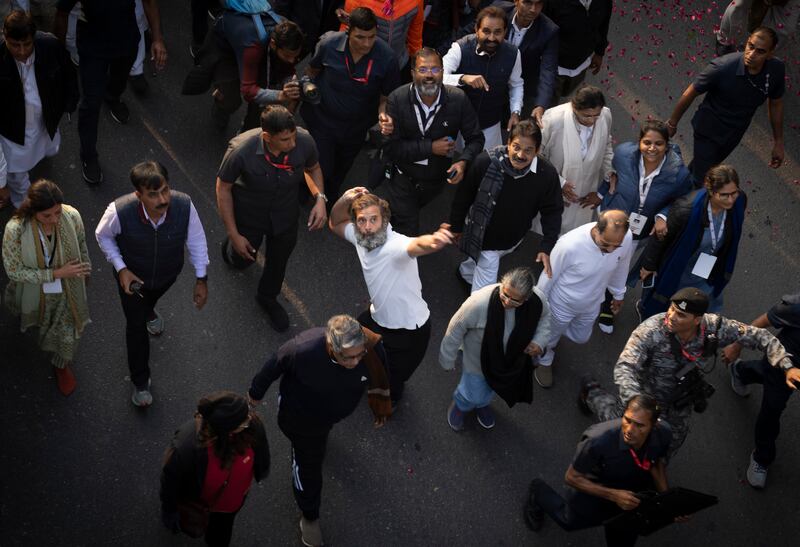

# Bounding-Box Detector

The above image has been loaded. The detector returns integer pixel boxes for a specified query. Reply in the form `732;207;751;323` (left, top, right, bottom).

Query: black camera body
672;368;716;413
298;76;320;104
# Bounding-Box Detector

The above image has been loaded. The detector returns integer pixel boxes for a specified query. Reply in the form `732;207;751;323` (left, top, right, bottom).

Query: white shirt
95;199;210;277
577;123;594;160
508;13;533;47
536;222;634;314
442;41;524;114
637;154;666;211
0;51;60;173
344;223;430;329
413;86;441;118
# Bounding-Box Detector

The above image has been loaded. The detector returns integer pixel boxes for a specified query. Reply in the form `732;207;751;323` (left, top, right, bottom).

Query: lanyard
707;204;726;252
665;317;706;362
38;226;56;267
629;448;651;471
345;55;373;84
637;175;652;212
265;152;293;173
412;94;441;136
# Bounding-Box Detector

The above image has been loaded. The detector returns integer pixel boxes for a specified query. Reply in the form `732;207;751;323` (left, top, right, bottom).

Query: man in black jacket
248;315;390;547
0;10;77;209
543;0;611;102
378;47;484;236
450;120;562;292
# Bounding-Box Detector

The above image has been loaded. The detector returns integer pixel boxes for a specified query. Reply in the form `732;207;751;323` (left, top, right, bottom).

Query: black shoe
524;480;545;532
129;74;149;96
190;42;202;60
82;158;104;185
578;375;600;416
257;296;290;332
107;100;130;124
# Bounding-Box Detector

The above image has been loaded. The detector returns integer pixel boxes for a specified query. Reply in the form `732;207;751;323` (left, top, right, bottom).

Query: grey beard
417;82;440;97
355;226;388;251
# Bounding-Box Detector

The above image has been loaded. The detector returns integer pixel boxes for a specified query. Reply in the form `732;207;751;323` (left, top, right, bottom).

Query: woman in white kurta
539;85;613;235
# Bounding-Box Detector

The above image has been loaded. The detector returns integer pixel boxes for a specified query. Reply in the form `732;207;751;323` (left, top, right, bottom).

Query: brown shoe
54;365;76;396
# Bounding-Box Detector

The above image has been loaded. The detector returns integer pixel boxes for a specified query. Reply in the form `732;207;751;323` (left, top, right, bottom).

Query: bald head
597;210;629;235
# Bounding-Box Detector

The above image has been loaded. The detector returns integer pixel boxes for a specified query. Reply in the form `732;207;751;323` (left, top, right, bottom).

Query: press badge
691;253;717;279
42;279;63;294
629;213;648;236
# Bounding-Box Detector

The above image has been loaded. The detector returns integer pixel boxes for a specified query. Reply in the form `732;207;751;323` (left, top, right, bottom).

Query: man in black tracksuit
379;47;484;236
247;315;390;547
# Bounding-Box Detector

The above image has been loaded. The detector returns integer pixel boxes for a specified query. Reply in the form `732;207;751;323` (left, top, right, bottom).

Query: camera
672;368;715;413
297;76;320;104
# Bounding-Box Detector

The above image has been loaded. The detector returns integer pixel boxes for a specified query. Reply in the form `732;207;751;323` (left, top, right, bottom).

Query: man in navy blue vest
442;5;524;151
95;161;210;407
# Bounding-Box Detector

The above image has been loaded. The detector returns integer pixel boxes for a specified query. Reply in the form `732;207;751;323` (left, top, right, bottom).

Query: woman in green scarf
3;180;91;395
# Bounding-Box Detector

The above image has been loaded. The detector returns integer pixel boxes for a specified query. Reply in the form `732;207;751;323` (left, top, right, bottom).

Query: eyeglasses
714;189;739;200
499;288;526;306
414;66;443;75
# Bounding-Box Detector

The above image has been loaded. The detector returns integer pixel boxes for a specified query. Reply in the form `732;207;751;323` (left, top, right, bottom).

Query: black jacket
159;417;270;515
384;83;484;182
0;32;79;145
543;0;611;70
274;0;342;55
495;1;559;109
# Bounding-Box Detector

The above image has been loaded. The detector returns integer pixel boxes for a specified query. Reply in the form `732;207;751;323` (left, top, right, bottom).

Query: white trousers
5;171;31;208
537;304;598;366
459;240;522;293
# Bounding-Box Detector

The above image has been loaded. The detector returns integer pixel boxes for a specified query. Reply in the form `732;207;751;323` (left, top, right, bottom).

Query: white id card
42;279;63;294
691;253;717;279
629;212;648;236
414;159;429;166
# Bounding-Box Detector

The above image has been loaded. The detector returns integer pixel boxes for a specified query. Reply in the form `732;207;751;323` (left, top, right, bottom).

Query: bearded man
329;188;453;407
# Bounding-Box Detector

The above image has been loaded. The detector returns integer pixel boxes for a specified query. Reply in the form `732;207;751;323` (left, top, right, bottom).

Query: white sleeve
94;202;127;272
442;41;463;86
343;222;357;245
608;232;635;300
185;202;209;278
508;51;524;113
531;287;553;350
536;240;566;297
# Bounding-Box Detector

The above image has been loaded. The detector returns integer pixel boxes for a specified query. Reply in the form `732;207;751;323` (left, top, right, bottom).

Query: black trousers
688;125;746;187
553;70;588;105
77;50;137;160
205;510;238;547
278;411;332;521
531;479;638;547
738;357;795;467
225;223;298;300
358;311;431;403
116;275;176;390
384;172;445;237
309;127;365;205
191;0;220;45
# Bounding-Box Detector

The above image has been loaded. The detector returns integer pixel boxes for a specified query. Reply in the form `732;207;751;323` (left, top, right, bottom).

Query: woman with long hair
638;164;747;319
160;391;270;547
2;179;91;395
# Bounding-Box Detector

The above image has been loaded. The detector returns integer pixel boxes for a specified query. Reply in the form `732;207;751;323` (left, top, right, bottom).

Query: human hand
151;40;168;71
608;172;618;194
230;233;256;262
536;252;552;278
193;280;208;309
378;112;394;135
785;367;800;390
246;393;261;408
428;223;455;249
562;181;579;204
640;268;655;281
613;490;641;511
651;217;668;240
769;141;784;168
460;74;490;91
506;112;520;133
373;415;388;428
610;299;624;315
722;342;742;364
307;199;328;230
336;8;350;24
342;186;369;203
118;268;144;295
590;53;603;74
432;136;455;157
666;120;677;138
279;79;301;101
54;259;92;279
579;192;602;209
447;160;466;184
531;106;545;128
674;515;692;523
524;342;543;357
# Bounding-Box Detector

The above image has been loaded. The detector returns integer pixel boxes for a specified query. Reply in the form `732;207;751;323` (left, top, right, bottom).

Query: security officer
580;287;795;459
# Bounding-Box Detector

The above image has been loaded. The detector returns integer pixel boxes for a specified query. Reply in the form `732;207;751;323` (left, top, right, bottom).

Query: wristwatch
314;192;328;203
196;275;208;283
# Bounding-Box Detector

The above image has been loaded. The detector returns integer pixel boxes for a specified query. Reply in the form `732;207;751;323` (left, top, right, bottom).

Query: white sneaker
146;310;164;336
746;451;768;489
598;322;614;334
132;379;153;407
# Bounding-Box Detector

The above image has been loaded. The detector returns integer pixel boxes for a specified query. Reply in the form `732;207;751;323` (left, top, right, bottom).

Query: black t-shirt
57;0;140;58
768;292;800;365
217;128;319;234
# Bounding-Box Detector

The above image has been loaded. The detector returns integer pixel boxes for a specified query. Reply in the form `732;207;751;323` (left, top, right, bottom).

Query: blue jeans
453;371;494;411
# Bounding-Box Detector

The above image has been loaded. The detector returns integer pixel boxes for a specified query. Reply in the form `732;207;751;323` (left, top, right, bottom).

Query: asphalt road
1;2;799;546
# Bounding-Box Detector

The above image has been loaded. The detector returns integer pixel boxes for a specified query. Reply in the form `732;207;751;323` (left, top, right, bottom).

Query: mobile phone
447;170;457;180
642;274;656;289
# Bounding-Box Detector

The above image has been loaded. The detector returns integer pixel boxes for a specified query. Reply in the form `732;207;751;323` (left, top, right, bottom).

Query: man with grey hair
247;314;390;547
534;210;634;388
440;267;552;431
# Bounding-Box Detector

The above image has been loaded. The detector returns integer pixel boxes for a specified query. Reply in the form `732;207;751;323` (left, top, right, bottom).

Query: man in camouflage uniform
579;287;796;459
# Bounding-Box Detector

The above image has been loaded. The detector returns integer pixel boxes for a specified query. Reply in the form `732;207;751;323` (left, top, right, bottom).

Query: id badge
691;253;717;279
629;212;648;236
43;279;63;294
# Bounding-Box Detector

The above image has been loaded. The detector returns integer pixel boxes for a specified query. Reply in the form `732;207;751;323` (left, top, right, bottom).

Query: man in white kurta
534;210;634;387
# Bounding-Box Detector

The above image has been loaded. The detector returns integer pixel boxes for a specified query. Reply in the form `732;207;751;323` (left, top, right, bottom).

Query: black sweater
249;328;385;426
544;0;612;70
450;152;564;253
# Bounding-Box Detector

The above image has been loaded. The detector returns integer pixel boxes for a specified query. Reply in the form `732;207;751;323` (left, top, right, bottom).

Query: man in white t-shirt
330;187;454;406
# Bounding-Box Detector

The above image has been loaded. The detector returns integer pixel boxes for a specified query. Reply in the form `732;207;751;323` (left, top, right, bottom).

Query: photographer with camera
578;287;794;460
